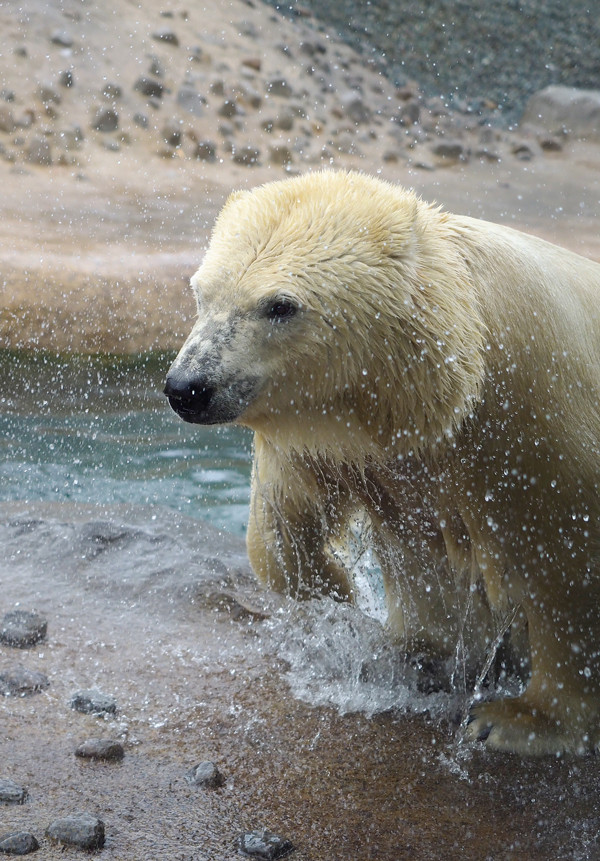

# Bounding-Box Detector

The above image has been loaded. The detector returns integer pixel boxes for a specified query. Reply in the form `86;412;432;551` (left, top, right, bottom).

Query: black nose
164;370;215;420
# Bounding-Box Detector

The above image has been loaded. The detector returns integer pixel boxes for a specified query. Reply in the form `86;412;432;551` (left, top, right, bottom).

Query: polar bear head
165;171;485;456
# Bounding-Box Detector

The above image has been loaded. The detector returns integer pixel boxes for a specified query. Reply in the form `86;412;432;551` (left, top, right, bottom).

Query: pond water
0;350;253;536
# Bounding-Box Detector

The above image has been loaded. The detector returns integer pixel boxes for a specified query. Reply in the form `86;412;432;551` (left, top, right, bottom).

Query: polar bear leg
467;588;600;755
246;480;354;602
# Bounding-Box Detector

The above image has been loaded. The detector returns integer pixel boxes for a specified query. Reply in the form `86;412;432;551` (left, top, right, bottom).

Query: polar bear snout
164;359;261;426
164;368;216;423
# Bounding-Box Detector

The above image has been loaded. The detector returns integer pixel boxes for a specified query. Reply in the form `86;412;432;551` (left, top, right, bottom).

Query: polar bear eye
266;299;297;322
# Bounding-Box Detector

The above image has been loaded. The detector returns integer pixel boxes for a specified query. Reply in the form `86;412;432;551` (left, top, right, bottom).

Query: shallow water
0;350;253;535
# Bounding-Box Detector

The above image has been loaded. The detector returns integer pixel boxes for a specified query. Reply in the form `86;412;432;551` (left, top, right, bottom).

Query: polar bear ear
224;188;250;206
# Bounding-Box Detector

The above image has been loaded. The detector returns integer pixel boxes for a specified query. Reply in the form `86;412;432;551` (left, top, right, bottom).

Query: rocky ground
1;0;600;353
3;502;600;860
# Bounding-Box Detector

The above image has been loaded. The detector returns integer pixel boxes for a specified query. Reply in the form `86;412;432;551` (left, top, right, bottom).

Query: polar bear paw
466;698;598;756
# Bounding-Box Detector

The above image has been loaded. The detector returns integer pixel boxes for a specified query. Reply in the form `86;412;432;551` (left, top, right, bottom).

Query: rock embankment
1;0;593;177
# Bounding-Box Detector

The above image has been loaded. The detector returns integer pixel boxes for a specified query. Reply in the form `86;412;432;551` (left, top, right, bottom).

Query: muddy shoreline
1;502;599;860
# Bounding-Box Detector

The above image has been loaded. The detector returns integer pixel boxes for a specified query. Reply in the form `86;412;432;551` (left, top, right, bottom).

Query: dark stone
0;831;39;855
237;830;295;859
133;112;149;128
46;813;105;851
58;70;74;88
102;82;122;100
0;611;47;648
162;118;182;147
266;78;293;98
0;666;49;695
194;140;216;161
69;689;117;715
218;99;239;118
184;761;224;788
432;140;466;160
176;85;206;117
133;76;164;99
26;137;52;166
0;106;15;133
152;28;179;46
36;84;61;105
75;739;124;761
91;107;119;132
50;30;73;48
232;145;260;166
0;779;27;805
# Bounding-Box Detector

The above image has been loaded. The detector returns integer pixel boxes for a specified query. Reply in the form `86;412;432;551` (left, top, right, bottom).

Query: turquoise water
0;351;253;535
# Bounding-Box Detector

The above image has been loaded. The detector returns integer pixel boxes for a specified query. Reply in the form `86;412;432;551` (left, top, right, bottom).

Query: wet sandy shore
1;502;600;860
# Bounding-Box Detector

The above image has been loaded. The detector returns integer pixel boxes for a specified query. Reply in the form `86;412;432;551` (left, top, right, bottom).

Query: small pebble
237;829;295;860
133;76;164;99
152;28;179;46
0;611;47;648
0;666;49;696
50;30;73;48
0;831;39;855
75;739;124;761
0;779;27;805
91;107;119;132
69;689;117;715
46;813;105;851
232;145;260;166
184;761;224;789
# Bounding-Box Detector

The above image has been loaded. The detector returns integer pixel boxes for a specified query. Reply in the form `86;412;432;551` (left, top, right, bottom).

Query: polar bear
165;170;600;755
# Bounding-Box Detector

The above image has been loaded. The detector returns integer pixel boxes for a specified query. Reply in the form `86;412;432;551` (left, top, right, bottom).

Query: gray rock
133;112;148;128
511;141;534;161
184;761;224;788
0;779;27;805
273;108;295;131
193;140;216;161
36;84;61;105
269;144;293;166
46;813;105;851
339;91;371;125
237;829;295;859
162;118;182;146
210;79;225;96
188;45;204;63
0;831;39;855
520;85;600;140
50;30;73;48
266;78;293;98
69;689;117;715
58;70;73;88
101;82;122;100
74;738;124;761
0;611;47;647
0;665;49;694
0;105;16;131
152;28;179;46
177;85;206;117
397;100;421;126
431;140;466;160
133;76;164;99
91;107;118;132
148;55;164;77
57;125;84;150
232;145;260;166
218;99;239;118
